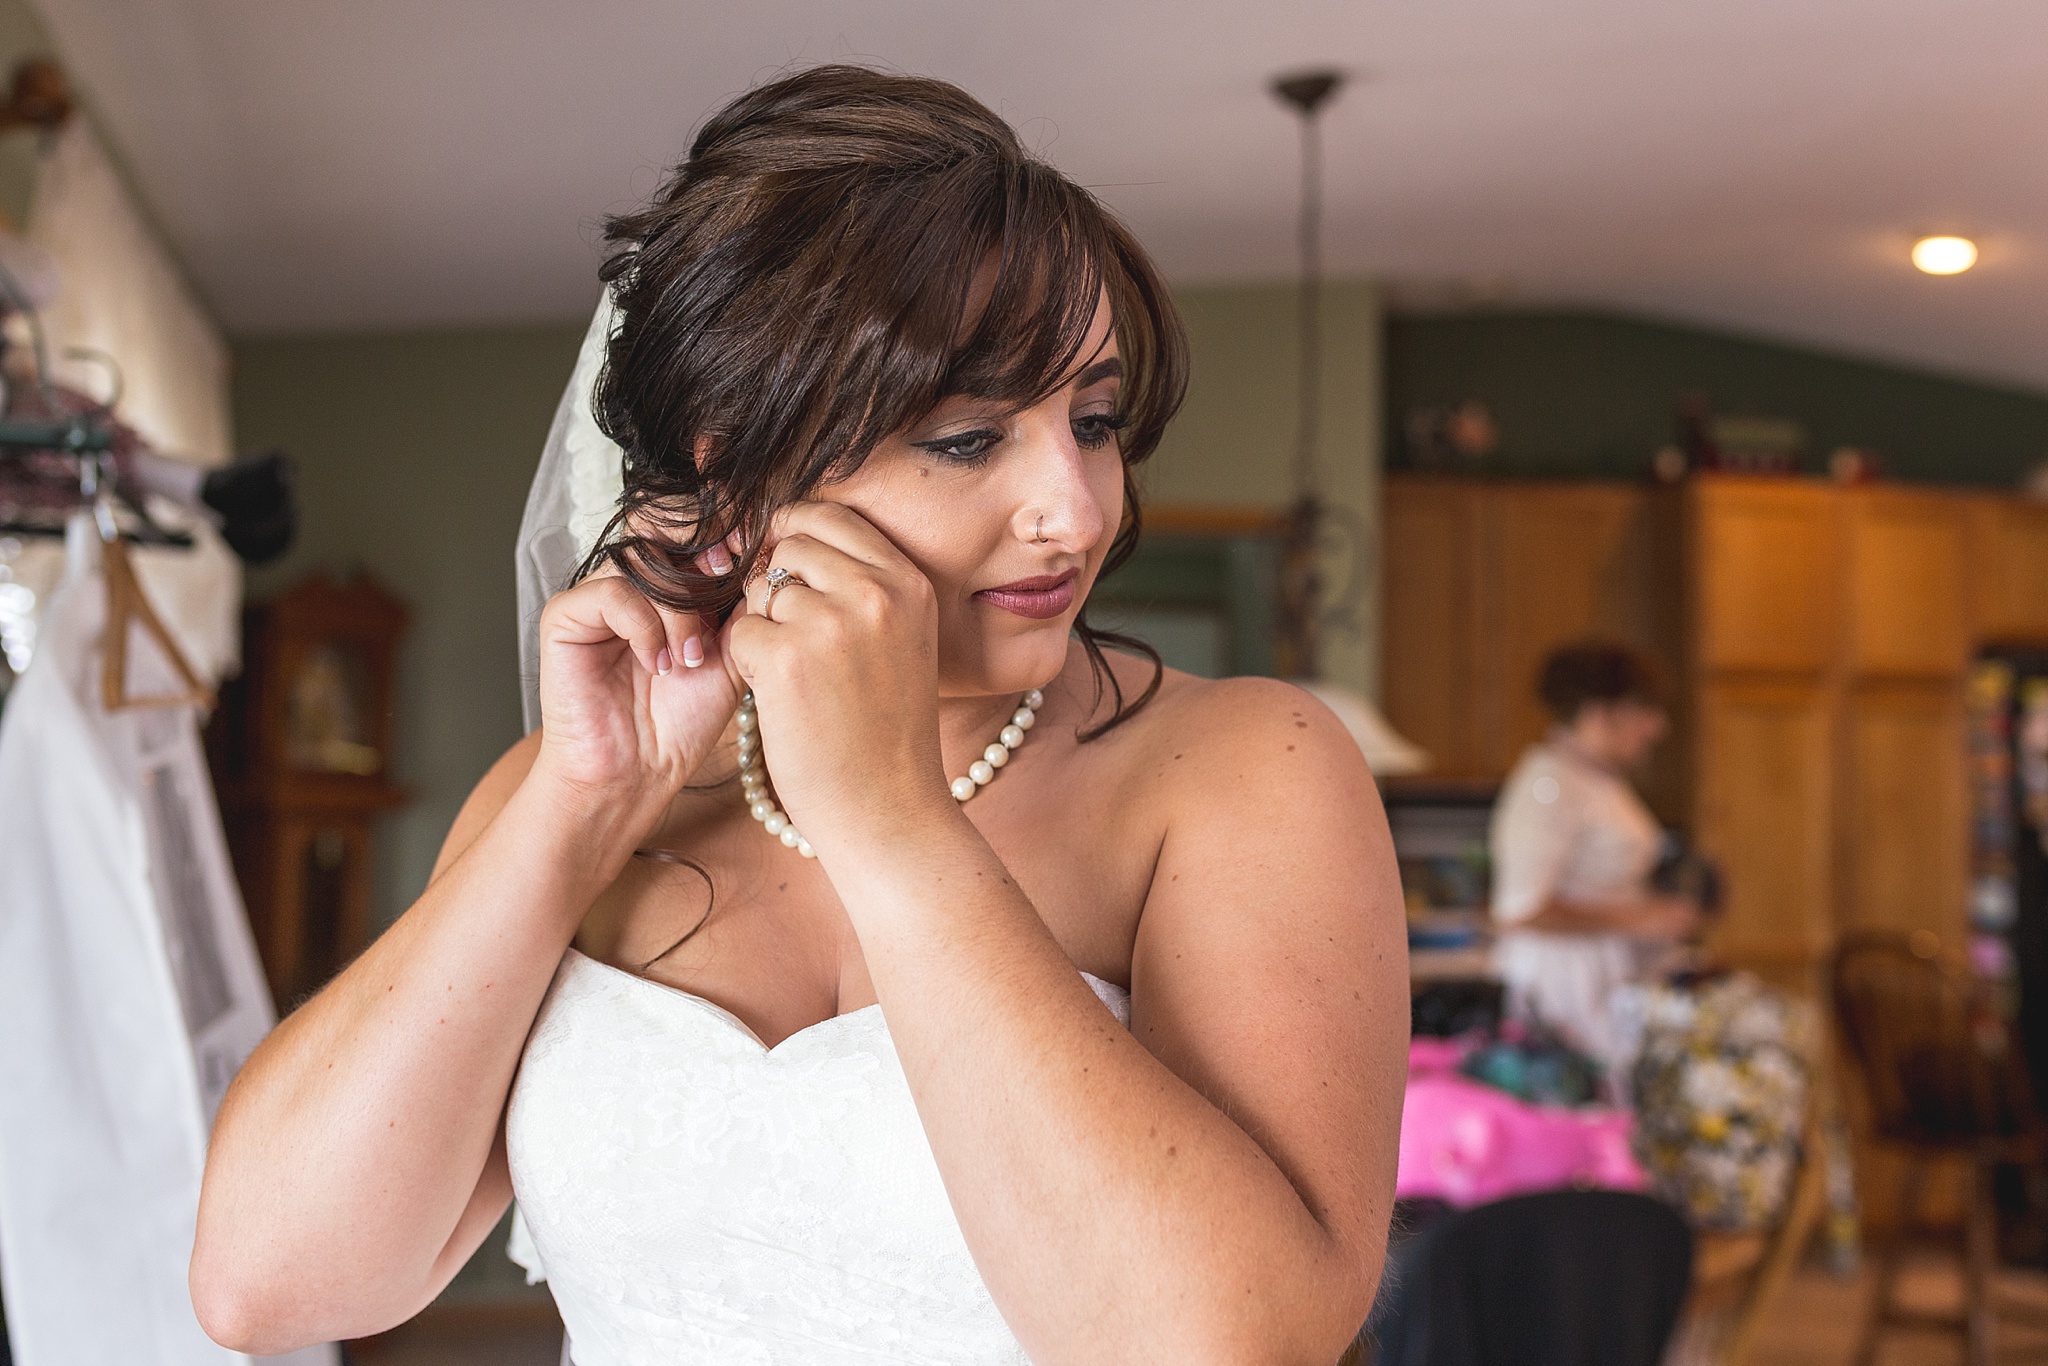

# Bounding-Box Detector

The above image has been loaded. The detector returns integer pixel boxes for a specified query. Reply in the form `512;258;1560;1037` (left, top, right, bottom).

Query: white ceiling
30;0;2048;391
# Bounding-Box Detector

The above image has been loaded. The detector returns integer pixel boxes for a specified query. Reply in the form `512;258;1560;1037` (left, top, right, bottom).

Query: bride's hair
583;64;1188;736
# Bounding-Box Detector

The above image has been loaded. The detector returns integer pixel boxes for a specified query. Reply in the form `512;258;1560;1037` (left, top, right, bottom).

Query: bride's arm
837;681;1404;1366
192;573;718;1353
737;505;1405;1366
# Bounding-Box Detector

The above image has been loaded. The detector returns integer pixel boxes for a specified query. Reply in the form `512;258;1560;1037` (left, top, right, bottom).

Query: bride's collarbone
571;713;1164;1011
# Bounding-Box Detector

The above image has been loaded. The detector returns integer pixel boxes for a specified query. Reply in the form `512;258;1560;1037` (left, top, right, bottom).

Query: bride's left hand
722;502;950;850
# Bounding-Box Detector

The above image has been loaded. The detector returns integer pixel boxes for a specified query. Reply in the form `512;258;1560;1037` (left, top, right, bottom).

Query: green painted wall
230;330;583;1310
1144;280;1383;697
1386;309;2048;487
233;323;588;929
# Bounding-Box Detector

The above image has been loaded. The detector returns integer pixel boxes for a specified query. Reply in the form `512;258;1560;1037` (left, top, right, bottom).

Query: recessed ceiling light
1912;235;1978;275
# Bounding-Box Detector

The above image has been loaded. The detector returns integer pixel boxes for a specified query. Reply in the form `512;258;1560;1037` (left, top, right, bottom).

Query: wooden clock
207;571;408;1010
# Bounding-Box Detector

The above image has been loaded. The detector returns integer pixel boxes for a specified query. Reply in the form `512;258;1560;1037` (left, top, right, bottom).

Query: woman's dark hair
581;64;1188;739
1537;641;1664;721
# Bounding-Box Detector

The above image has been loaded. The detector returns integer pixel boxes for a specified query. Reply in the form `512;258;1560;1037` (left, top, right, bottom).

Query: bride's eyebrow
1071;357;1123;388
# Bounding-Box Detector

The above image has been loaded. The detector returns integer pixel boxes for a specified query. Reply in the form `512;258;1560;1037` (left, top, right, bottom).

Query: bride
191;65;1405;1366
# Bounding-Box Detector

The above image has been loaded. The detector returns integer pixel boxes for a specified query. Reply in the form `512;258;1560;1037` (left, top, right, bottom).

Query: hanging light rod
1270;69;1347;117
1267;66;1349;682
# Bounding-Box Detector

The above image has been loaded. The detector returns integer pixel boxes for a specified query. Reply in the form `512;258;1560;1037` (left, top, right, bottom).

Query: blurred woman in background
1489;641;1697;1073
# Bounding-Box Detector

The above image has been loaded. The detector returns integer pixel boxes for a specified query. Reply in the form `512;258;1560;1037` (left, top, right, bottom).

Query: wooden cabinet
1964;495;2048;645
1844;489;1969;679
1493;484;1677;773
1836;684;1968;940
1691;680;1835;973
1382;480;1489;781
1383;473;2021;978
1382;477;1680;812
1689;479;1839;676
1686;479;1839;976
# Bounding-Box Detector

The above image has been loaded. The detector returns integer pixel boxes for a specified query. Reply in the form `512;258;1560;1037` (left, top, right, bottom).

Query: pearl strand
735;688;1042;859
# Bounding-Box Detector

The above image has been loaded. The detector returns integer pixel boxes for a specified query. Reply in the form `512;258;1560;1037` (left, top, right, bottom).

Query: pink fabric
1398;1043;1647;1207
1407;1036;1473;1074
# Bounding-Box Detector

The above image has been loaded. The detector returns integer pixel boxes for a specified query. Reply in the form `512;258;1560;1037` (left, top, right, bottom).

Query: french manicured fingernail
705;544;733;576
681;635;704;668
655;648;673;675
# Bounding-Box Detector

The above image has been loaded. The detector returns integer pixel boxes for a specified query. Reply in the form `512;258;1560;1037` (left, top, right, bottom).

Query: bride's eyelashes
913;427;1004;466
910;411;1129;467
1073;411;1127;451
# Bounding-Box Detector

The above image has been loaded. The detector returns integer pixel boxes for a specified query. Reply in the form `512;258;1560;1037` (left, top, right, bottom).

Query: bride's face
819;293;1125;700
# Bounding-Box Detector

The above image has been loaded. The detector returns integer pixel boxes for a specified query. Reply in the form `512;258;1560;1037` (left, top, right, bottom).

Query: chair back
1829;930;2031;1147
1370;1189;1693;1366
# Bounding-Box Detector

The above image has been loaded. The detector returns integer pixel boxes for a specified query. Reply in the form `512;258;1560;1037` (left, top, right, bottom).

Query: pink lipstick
974;569;1078;620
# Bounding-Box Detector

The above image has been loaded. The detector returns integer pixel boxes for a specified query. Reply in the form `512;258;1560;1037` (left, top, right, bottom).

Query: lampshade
1292;680;1431;777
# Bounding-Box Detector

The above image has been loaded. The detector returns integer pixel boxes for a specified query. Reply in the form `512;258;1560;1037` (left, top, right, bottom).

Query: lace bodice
506;949;1131;1365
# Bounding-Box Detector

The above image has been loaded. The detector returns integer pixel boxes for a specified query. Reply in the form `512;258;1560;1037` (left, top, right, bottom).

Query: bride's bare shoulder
1069;647;1371;803
431;731;545;882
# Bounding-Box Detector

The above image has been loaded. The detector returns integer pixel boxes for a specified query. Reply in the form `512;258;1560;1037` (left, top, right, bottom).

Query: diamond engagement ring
761;565;805;619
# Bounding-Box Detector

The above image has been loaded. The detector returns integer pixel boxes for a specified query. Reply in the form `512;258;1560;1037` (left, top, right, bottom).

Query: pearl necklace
736;689;1041;858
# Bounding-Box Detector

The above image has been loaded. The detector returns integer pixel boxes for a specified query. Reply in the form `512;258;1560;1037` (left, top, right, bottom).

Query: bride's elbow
189;1247;303;1356
1262;1235;1384;1366
188;1211;379;1355
189;1173;303;1352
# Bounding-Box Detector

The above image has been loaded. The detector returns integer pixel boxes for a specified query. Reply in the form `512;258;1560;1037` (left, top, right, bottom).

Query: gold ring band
761;566;806;620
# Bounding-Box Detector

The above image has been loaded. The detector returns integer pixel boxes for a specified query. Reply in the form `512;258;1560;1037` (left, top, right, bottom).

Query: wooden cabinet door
1382;478;1491;780
1689;477;1838;676
1837;681;1968;945
1491;484;1668;763
1383;477;1677;792
1845;488;1969;679
1693;680;1835;971
1965;495;2048;645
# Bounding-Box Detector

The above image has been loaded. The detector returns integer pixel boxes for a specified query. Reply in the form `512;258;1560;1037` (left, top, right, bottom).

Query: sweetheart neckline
564;948;881;1057
561;947;1125;1059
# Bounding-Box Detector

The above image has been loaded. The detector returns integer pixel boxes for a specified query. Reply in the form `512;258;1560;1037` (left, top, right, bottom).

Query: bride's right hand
529;550;742;828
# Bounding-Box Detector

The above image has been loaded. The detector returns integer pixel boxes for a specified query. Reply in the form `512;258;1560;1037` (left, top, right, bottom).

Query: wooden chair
1830;929;2048;1366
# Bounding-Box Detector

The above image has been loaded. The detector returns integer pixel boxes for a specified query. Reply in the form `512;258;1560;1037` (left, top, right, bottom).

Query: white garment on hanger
3;497;244;688
0;515;334;1366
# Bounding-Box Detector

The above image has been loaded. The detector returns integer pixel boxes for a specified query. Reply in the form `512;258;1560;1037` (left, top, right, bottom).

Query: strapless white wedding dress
506;948;1132;1365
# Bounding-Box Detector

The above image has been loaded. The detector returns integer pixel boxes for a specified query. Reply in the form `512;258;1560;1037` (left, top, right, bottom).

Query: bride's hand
724;502;948;849
531;544;742;827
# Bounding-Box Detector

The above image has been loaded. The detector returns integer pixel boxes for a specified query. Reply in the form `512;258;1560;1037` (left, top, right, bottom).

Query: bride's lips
973;569;1078;620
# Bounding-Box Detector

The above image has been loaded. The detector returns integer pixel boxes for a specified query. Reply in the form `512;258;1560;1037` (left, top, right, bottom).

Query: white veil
515;291;627;733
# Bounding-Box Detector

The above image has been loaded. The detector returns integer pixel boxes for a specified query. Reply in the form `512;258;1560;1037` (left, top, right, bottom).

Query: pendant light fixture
1268;68;1429;777
1270;69;1344;683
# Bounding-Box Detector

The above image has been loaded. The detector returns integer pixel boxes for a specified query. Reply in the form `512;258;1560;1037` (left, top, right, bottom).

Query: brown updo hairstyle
580;64;1189;737
1536;640;1665;722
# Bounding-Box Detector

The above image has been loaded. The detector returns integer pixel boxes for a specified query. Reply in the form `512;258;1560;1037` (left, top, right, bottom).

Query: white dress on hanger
506;948;1132;1366
0;517;335;1366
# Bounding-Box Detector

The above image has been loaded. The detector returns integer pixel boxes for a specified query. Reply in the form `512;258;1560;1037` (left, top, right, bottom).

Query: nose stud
1034;515;1047;545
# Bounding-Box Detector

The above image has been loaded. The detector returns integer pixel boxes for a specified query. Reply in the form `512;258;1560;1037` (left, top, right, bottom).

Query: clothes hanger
99;534;213;712
81;458;212;713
